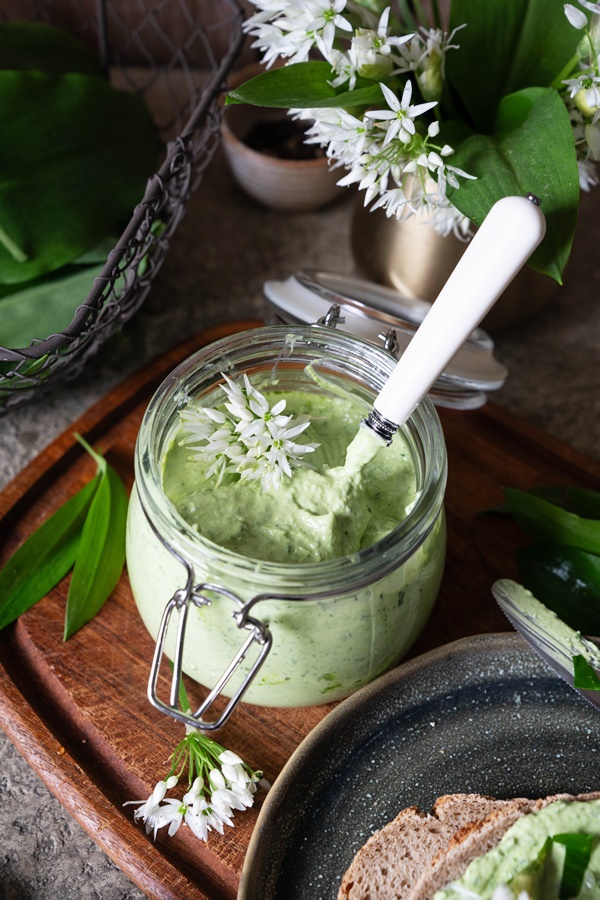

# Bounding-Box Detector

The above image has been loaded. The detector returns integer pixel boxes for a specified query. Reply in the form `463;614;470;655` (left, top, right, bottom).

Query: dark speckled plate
238;633;600;900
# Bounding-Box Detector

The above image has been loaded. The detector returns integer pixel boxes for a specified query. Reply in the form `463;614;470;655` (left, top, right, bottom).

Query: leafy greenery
0;20;102;77
0;20;161;359
573;654;600;689
228;0;590;282
0;67;159;284
444;88;579;283
507;832;593;899
0;264;106;348
517;542;600;634
0;435;128;640
503;488;600;555
503;486;600;678
444;0;581;131
0;475;99;629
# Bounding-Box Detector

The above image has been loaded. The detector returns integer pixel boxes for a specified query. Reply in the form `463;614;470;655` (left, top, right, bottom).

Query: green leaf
504;488;600;554
573;654;600;690
0;475;100;630
0;69;160;284
0;21;102;77
226;61;384;109
516;543;600;635
507;832;594;899
446;88;579;283
0;263;105;349
447;0;581;132
554;832;594;898
71;236;119;266
74;432;107;476
530;485;600;519
64;461;128;640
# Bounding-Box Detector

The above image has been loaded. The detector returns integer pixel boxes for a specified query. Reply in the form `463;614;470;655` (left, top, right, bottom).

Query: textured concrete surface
0;143;599;899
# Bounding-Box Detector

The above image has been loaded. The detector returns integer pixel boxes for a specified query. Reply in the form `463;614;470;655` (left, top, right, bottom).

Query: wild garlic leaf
516;543;600;635
0;69;160;284
503;487;600;554
0;474;100;630
64;461;128;640
529;485;600;520
227;61;384;109
0;21;102;77
554;833;594;898
446;87;579;284
572;654;600;690
447;0;581;133
0;264;105;349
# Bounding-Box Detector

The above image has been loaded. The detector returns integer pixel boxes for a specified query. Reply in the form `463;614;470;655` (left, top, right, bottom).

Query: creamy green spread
126;383;445;706
436;800;600;899
495;579;600;675
163;390;414;563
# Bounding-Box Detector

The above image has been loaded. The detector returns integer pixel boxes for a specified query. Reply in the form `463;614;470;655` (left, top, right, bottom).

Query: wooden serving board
1;321;600;900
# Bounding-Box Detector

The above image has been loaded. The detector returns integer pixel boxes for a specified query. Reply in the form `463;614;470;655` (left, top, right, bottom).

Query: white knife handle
372;195;546;428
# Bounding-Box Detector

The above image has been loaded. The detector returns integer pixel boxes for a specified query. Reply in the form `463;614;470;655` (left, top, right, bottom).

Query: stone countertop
1;146;600;898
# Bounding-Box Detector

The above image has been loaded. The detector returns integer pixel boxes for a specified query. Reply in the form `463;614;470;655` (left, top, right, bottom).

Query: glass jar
127;325;447;725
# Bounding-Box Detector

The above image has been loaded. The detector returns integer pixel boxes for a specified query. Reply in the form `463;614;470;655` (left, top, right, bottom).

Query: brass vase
350;196;559;333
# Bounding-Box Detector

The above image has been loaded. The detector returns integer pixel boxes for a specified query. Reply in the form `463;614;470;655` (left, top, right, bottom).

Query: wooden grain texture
1;321;599;899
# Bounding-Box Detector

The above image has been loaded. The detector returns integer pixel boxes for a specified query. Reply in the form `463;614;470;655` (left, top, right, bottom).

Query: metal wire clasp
148;578;273;732
317;303;345;328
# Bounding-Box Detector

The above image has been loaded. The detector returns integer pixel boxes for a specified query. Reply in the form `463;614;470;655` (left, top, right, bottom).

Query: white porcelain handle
372;195;547;428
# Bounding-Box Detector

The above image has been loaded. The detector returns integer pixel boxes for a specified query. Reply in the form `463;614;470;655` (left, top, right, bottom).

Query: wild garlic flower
179;373;319;492
298;80;474;238
243;2;473;226
563;0;600;187
365;81;438;145
244;0;352;66
124;731;265;844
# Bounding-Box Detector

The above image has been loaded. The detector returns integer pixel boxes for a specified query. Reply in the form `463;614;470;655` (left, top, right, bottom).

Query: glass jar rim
134;325;448;596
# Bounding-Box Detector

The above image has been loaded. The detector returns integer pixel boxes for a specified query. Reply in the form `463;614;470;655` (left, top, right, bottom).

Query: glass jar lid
263;268;508;411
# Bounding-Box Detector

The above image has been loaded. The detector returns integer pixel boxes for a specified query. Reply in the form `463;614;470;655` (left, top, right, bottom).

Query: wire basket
0;0;245;412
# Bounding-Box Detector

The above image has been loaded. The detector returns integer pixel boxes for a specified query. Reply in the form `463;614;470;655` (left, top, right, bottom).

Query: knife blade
492;578;600;711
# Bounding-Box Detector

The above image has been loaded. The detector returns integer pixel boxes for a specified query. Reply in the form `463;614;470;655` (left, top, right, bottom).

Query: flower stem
0;225;28;263
588;31;600;77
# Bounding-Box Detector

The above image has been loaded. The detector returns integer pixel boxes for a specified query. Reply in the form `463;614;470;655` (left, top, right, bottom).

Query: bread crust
338;791;600;900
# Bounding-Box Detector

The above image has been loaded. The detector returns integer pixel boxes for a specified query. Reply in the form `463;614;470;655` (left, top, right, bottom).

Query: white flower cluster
563;0;600;189
297;77;475;238
244;1;474;238
125;742;263;843
179;372;319;492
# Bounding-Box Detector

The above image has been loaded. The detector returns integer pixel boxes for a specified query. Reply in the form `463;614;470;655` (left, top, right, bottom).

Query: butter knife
492;578;600;711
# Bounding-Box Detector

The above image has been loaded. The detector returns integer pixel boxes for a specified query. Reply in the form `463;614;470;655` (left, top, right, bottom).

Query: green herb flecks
0;434;128;639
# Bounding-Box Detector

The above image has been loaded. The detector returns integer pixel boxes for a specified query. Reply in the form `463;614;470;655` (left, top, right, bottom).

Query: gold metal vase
350;196;559;333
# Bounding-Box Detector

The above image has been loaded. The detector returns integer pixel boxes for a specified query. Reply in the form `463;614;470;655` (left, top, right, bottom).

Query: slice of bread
338;791;600;900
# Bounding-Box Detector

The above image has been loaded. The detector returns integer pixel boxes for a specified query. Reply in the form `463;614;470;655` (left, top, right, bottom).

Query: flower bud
573;85;600;116
417;49;444;102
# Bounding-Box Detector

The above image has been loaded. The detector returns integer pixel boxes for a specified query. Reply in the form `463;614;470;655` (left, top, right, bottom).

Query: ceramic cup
221;64;342;212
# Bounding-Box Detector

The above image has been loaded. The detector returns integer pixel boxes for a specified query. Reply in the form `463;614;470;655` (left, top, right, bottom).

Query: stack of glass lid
263;269;508;411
